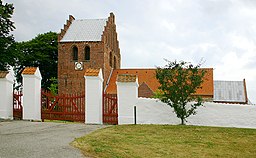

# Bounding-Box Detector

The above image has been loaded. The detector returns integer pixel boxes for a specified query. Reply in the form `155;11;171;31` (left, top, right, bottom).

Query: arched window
72;46;78;61
85;46;90;61
109;52;112;67
114;56;117;69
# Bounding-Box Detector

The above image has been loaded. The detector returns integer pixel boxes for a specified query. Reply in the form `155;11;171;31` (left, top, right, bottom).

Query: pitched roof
138;82;154;98
105;68;214;97
0;71;9;78
117;74;137;82
60;19;107;42
214;80;247;103
84;68;100;76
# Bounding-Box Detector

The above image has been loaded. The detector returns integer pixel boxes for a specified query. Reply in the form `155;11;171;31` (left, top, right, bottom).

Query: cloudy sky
5;0;256;103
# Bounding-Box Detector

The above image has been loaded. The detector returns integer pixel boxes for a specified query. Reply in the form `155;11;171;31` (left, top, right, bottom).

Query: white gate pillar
22;67;42;121
84;68;103;124
116;74;138;124
0;71;14;119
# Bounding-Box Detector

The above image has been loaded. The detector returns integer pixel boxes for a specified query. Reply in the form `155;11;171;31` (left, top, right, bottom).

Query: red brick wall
58;42;104;94
58;13;121;94
102;13;121;88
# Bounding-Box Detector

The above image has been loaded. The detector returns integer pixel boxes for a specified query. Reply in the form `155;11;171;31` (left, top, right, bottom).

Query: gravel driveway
0;120;105;158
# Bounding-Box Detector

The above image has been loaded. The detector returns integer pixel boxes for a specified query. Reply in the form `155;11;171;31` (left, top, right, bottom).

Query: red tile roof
22;67;37;75
138;82;154;98
84;68;100;76
105;68;214;97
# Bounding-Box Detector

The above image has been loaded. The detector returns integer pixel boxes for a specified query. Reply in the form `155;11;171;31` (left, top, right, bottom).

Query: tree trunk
181;118;185;125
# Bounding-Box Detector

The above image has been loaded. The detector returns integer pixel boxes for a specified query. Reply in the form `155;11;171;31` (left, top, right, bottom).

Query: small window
85;46;90;61
72;46;78;61
114;56;117;69
109;52;112;67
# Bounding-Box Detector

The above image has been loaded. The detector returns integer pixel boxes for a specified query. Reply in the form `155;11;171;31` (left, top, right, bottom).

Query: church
58;12;228;101
58;13;120;94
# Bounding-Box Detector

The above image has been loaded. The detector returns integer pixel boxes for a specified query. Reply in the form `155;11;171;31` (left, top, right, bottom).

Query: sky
5;0;256;104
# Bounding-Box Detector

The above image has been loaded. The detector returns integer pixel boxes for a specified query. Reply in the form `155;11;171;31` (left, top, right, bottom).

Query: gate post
84;68;103;124
22;67;42;121
0;71;14;119
116;74;138;124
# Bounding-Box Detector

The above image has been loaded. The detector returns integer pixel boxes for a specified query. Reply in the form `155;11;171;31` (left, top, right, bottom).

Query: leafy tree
155;60;205;125
48;77;58;95
0;0;16;70
14;32;58;90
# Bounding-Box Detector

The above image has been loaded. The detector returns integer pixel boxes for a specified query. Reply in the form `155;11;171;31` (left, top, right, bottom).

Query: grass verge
43;119;80;124
72;125;256;158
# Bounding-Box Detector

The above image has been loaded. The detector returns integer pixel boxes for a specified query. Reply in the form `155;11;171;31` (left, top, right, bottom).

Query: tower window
72;46;78;61
85;46;90;61
109;52;112;67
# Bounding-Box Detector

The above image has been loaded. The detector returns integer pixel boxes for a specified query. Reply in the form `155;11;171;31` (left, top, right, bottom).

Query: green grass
72;125;256;158
43;119;80;124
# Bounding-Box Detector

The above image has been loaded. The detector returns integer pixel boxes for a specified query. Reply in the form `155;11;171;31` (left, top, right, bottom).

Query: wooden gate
13;91;23;120
41;90;85;122
103;93;118;124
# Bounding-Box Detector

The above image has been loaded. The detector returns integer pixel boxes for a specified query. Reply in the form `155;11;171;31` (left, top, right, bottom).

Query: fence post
116;74;138;124
84;68;103;124
0;71;14;119
22;67;42;121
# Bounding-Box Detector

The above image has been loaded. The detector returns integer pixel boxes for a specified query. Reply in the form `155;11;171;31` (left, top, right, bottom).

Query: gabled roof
106;69;158;95
214;80;247;103
105;68;214;97
60;19;107;42
84;68;100;76
138;82;154;98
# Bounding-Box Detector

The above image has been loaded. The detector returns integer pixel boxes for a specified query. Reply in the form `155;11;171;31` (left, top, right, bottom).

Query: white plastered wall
84;69;103;124
116;80;256;128
135;98;256;128
22;68;42;121
0;72;14;119
116;81;138;124
135;98;180;124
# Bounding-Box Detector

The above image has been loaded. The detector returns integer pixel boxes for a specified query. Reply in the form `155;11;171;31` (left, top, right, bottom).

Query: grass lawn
43;119;80;124
72;125;256;158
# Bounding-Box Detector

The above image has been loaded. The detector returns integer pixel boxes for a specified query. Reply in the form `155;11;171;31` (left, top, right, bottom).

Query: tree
14;32;58;90
155;60;205;125
0;0;16;70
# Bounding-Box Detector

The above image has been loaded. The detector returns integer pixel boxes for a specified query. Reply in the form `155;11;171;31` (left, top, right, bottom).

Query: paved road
0;120;105;158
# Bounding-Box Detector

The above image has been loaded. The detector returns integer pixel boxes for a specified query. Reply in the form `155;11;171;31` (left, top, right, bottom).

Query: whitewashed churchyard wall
116;76;256;128
0;71;14;119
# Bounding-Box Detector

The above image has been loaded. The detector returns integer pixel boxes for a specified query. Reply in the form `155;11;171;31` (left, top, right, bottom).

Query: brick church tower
58;13;121;94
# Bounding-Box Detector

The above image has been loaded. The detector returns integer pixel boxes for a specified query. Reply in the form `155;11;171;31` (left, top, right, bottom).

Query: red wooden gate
103;93;118;124
13;91;23;120
41;90;85;122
